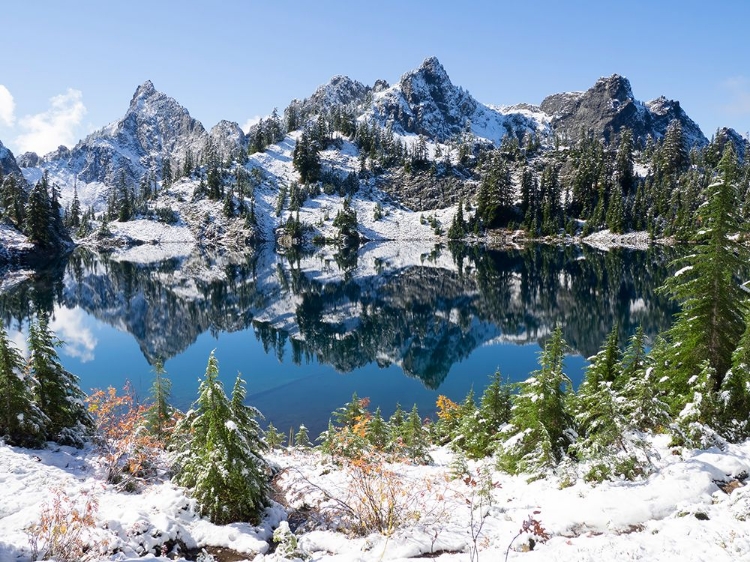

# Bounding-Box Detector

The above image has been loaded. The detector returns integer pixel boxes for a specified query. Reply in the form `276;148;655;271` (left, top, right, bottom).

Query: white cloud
242;115;262;134
721;76;750;117
15;88;86;155
8;327;28;360
0;85;15;127
50;307;98;363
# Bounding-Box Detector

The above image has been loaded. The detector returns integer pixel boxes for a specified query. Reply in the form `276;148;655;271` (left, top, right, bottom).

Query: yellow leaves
436;395;460;421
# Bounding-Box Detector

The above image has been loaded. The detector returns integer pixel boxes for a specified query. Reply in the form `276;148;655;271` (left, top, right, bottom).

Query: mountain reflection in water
0;241;677;436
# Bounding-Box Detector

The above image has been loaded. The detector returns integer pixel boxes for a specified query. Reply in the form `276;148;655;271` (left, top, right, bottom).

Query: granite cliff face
540;74;707;147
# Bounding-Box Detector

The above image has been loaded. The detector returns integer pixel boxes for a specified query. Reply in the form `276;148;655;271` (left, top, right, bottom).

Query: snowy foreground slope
2;438;750;562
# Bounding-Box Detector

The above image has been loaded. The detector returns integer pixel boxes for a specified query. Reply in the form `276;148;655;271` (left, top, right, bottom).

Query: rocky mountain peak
593;74;635;103
131;80;157;104
370;56;481;142
310;75;369;108
410;56;451;85
540;74;706;147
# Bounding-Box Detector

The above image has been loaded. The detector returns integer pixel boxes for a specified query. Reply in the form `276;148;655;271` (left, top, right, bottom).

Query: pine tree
671;360;724;449
161;157;173;188
388;403;406;446
498;327;574;476
27;315;90;446
586;325;621;387
572;331;642;480
0;319;47;446
172;352;269;524
718;317;750;440
367;406;388;450
145;360;172;440
0;174;27;228
25;178;52;246
402;404;430;463
265;422;285;449
657;145;748;402
69;183;81;229
294;424;311;448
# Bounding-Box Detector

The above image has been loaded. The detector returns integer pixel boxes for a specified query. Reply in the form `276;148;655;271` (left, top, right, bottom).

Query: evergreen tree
265;422;285;449
294;424;311;448
27;315;90;446
657;145;748;400
0;174;27;228
447;198;466;239
718;316;750;440
388;403;406;446
116;171;132;222
69;183;81;229
458;371;512;459
498;327;574;476
0;319;47;446
671;360;724;449
586;325;621;387
172;352;269;524
402;404;430;463
161;157;173;187
145;360;172;440
367;406;388;450
25;178;52;246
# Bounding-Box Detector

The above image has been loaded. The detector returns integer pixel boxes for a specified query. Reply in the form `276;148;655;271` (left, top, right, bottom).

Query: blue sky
1;1;749;155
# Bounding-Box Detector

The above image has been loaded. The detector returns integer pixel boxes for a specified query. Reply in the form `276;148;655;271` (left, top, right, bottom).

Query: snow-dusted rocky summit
21;80;210;191
3;56;726;248
539;73;707;146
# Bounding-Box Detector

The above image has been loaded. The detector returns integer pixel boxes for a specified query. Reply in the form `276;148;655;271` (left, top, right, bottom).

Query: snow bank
2;438;750;561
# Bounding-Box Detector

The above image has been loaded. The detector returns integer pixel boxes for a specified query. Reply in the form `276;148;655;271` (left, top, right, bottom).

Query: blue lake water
0;242;676;438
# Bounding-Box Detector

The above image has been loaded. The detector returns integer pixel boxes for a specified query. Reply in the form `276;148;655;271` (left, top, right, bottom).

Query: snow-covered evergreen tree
671;360;725;449
294;424;311;448
0;320;47;446
403;404;430;464
719;319;750;440
172;352;269;524
656;146;748;408
265;422;285;449
498;327;574;477
457;372;512;459
28;314;91;446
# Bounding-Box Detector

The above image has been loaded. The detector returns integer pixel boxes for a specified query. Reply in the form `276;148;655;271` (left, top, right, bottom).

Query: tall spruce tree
657;144;748;401
498;327;574;476
172;352;268;524
27;314;91;446
145;360;172;440
0;319;47;446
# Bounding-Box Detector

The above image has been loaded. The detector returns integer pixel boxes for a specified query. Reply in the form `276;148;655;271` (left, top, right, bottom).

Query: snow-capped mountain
20;80;209;199
539;74;707;146
369;56;546;144
7;57;718;219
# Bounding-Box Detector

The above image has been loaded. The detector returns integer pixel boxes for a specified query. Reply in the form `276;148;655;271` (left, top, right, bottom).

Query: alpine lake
0;241;678;439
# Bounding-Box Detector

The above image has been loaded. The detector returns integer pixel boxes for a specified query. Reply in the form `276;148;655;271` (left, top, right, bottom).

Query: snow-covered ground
0;224;34;263
2;437;750;562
